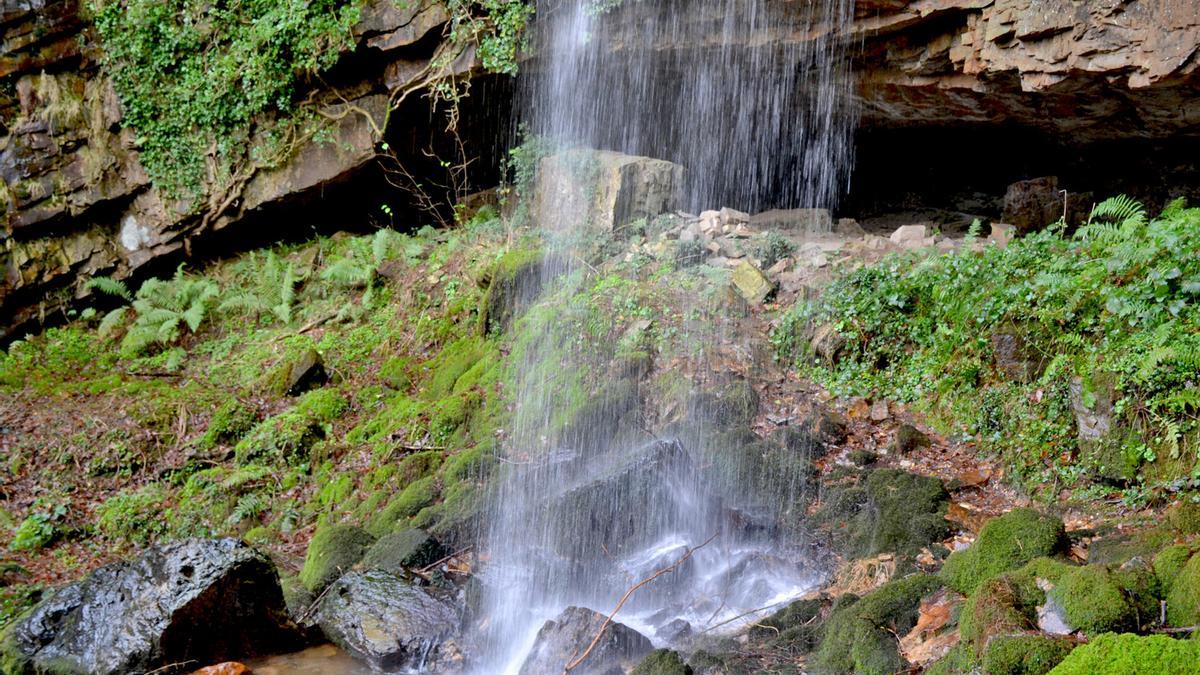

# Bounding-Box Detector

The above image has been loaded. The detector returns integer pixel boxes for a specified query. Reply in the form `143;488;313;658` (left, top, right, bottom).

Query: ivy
88;0;362;201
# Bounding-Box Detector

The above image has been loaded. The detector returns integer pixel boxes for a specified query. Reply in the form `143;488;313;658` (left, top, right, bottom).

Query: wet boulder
359;528;448;576
518;606;653;675
314;570;458;672
0;539;299;675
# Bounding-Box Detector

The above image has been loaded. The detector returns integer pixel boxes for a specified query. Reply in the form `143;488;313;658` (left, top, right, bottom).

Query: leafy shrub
9;500;68;552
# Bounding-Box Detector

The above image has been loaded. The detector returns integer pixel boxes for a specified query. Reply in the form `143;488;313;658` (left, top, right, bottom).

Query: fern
97;307;129;338
1088;195;1147;227
219;251;302;325
227;493;268;525
85;276;133;301
116;267;219;356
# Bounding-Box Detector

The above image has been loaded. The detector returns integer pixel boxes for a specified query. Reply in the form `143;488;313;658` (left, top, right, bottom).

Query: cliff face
855;0;1200;140
2;0;1198;339
0;0;464;339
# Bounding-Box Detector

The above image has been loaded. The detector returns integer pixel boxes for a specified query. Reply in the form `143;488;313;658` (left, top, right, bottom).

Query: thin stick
418;546;473;574
563;533;718;674
697;598;794;635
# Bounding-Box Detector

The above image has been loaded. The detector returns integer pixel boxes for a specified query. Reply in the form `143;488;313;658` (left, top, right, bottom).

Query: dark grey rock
315;570;457;672
518;606;653;675
0;538;299;675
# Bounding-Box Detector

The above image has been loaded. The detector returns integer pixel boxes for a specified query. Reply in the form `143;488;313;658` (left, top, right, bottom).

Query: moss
299;525;376;592
631;649;692;675
1153;545;1194;591
262;347;327;397
367;477;439;537
1087;526;1177;566
959;573;1041;653
424;337;488;400
815;469;949;561
397;451;445;482
95;484;168;544
234;390;347;464
1167;500;1200;535
478;248;544;336
359;528;448;575
310;472;355;514
1051;565;1149;634
380;357;412;391
421;480;483;544
279;574;314;621
941;508;1066;594
0;584;44;632
811;573;942;675
1166;551;1200;627
751;597;823;640
688;379;760;428
442;444;493;483
1047;633;1200;674
198;399;257;450
982;635;1074;675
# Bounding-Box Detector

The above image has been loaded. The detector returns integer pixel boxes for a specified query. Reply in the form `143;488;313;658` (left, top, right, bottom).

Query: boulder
533;149;684;235
749;208;832;234
314;570;458;672
730;260;774;304
266;349;328;397
990;326;1046;383
518;606;653;675
1002;177;1063;233
810;323;848;365
835;217;865;237
299;525;377;593
894;424;931;454
1069;373;1140;483
0;539;299;675
889;224;931;249
359;528;448;575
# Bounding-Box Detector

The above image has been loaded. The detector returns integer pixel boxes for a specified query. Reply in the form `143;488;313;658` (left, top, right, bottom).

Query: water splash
475;1;856;671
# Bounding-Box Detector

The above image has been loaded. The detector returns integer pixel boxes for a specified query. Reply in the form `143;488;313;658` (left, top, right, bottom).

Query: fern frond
85;276;133;301
1089;195;1146;226
97;307;129;338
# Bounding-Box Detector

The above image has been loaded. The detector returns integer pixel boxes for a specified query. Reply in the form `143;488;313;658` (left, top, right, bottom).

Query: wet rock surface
314;570;458;672
1;538;299;675
518;606;653;675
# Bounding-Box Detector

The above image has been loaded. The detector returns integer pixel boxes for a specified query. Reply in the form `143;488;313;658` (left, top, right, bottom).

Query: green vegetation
1165;551;1200;626
776;198;1200;492
810;574;942;675
1048;633;1200;674
88;0;362;198
941;508;1066;594
982;635;1073;675
632;649;692;675
814;469;949;562
299;524;376;592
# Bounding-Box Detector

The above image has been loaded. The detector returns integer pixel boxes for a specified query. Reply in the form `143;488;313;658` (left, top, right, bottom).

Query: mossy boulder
815;469;950;561
631;648;692;675
982;635;1074;675
359;529;447;575
367;477;439;537
478;248;545;336
198;399;257;450
960;573;1042;653
925;643;975;675
299;525;376;593
1050;565;1156;634
264;348;328;397
810;574;942;675
1165;550;1200;627
750;597;824;652
687;379;760;428
1087;526;1176;566
1152;544;1194;591
1047;633;1200;674
1166;500;1200;535
941;508;1067;595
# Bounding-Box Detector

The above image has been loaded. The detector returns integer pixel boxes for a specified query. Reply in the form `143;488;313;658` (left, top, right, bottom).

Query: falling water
476;1;857;671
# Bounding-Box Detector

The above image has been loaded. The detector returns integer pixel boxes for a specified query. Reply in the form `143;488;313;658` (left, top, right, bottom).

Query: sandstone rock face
533;149;684;236
0;0;465;340
854;0;1200;141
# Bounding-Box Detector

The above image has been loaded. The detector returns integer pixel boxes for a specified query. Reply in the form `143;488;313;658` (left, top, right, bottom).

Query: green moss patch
632;649;692;675
810;574;942;675
299;524;376;592
359;528;447;575
1166;550;1200;627
815;469;950;561
1048;633;1200;674
982;635;1074;675
941;508;1066;595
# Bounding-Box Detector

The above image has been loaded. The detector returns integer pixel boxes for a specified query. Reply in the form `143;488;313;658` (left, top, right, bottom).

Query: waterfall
476;1;857;672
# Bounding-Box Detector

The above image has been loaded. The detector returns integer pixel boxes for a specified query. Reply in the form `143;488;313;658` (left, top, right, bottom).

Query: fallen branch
698;598;796;636
1154;625;1199;634
418;546;473;574
563;533;718;674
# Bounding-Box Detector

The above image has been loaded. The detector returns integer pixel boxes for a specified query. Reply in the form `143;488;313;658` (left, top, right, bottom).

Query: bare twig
418;546;473;574
563;533;718;674
698;598;795;635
